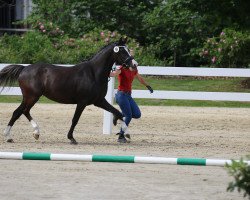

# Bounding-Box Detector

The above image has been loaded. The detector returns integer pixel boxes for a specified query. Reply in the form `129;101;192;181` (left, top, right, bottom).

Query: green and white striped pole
0;152;249;167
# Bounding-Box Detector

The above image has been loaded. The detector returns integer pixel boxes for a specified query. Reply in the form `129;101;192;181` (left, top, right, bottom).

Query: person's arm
136;73;153;93
110;69;121;77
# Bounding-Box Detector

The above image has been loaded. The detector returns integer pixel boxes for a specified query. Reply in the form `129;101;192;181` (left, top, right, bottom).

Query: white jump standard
0;152;249;167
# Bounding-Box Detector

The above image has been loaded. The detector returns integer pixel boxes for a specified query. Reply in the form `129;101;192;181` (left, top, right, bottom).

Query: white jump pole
1;152;250;167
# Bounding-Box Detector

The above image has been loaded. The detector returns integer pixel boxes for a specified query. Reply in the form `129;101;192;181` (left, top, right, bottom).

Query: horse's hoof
6;139;14;143
113;115;118;126
33;133;40;140
70;138;78;145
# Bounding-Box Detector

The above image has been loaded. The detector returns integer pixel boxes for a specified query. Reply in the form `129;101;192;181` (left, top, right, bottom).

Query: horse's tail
0;64;25;91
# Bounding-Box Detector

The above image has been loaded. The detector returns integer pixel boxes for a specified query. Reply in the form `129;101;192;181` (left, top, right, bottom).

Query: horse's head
113;37;138;70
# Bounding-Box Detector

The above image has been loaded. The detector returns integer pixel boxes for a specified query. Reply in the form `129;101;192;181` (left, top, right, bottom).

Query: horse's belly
43;92;77;104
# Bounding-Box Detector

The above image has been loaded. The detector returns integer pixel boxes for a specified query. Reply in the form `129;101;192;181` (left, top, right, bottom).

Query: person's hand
146;85;153;93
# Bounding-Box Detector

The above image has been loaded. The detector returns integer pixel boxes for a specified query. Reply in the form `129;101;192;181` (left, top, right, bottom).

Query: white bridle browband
113;46;130;54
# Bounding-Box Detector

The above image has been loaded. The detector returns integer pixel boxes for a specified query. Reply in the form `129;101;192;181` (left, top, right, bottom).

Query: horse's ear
124;37;128;44
118;37;123;45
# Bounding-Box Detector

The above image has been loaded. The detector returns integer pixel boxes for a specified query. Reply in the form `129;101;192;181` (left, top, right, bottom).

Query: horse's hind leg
4;96;40;143
24;111;40;140
4;102;26;142
23;96;40;140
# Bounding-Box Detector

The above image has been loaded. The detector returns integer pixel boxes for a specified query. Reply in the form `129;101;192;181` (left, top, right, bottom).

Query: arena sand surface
0;103;249;200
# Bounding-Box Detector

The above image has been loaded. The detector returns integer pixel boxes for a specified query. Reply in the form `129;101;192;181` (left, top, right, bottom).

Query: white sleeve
116;65;122;70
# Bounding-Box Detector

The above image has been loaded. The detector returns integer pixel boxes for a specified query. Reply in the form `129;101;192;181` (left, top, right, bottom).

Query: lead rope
108;64;116;82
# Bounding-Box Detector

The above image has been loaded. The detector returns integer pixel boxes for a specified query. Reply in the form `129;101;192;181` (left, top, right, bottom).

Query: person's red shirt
117;66;138;92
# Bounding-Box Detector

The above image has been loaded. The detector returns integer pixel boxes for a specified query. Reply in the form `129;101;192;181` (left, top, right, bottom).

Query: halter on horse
0;37;137;144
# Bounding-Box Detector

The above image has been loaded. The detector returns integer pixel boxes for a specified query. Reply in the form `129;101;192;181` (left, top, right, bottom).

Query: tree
143;0;250;66
25;0;250;67
29;0;162;44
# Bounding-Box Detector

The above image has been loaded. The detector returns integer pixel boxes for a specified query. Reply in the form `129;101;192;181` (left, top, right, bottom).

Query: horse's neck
90;47;114;81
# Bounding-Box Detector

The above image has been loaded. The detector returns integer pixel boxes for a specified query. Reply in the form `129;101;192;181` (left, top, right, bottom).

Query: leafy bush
226;157;250;198
0;28;165;65
200;28;250;68
0;31;56;63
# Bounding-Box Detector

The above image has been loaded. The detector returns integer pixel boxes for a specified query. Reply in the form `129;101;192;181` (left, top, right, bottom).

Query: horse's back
17;62;104;104
18;64;74;99
19;63;77;82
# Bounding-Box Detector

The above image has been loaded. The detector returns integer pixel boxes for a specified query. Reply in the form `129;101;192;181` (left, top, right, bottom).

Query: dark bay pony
0;37;137;144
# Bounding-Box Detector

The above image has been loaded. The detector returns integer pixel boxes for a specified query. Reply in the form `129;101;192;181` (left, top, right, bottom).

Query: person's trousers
115;90;141;126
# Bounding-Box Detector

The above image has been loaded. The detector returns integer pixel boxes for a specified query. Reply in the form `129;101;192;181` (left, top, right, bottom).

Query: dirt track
0;103;249;200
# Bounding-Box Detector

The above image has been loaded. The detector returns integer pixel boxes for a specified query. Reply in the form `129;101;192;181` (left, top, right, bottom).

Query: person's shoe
117;134;127;143
117;131;127;143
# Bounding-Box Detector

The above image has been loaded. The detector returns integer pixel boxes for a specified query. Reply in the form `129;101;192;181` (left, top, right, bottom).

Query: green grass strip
22;152;51;160
92;155;135;163
177;158;206;166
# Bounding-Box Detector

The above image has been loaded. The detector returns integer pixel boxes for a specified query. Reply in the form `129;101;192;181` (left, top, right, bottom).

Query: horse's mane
79;41;118;64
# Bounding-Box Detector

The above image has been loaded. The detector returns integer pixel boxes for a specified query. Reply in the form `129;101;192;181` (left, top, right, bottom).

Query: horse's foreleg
4;103;25;142
94;99;123;126
67;103;86;145
95;99;128;142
